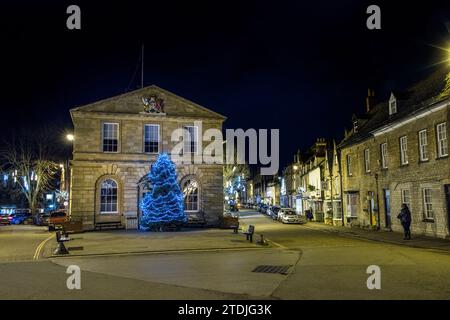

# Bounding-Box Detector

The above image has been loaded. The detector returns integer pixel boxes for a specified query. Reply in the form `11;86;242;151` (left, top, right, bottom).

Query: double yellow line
33;233;54;260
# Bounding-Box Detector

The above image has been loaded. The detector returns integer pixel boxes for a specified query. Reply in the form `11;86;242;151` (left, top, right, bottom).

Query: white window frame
401;189;410;207
346;193;358;218
184;126;198;155
422;188;434;220
418;130;428;161
437;122;448;158
183;179;199;212
389;93;397;115
346;154;352;176
364;148;370;173
102;122;119;153
143;124;160;154
381;143;388;169
400;136;408;165
100;179;118;214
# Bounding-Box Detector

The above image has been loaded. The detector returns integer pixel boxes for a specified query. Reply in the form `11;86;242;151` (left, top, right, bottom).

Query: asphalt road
1;212;450;299
0;225;52;262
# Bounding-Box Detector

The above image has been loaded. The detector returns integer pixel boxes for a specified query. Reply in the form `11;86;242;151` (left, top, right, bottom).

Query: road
1;212;450;299
0;225;52;262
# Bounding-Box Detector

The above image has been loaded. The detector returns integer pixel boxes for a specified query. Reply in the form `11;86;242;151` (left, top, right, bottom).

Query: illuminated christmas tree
140;153;186;231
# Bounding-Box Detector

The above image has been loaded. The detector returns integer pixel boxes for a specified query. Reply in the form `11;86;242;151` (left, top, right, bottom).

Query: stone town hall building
69;85;226;230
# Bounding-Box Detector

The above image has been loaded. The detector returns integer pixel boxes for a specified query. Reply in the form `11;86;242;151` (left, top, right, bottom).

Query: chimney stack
366;88;375;113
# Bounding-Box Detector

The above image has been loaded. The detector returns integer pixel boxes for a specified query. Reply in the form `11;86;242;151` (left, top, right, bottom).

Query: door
445;185;450;233
384;189;391;228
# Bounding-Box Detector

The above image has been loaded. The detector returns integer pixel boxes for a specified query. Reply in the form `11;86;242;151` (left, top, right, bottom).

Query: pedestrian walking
397;203;412;240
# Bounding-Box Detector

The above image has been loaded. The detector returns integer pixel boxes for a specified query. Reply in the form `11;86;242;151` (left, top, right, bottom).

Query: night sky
1;1;449;170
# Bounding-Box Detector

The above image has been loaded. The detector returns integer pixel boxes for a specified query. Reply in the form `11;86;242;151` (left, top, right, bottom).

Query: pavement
301;221;450;252
41;227;268;258
1;210;450;299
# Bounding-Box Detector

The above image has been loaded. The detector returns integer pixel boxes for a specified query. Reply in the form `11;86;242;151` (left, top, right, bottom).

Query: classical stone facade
69;85;226;230
338;67;450;238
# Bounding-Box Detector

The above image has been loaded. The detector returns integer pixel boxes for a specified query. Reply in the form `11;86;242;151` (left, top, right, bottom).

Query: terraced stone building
338;67;450;238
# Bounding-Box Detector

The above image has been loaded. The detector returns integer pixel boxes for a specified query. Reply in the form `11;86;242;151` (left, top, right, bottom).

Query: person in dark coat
397;204;412;240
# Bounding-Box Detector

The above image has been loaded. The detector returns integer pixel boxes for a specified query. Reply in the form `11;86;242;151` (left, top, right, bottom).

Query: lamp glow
66;134;75;142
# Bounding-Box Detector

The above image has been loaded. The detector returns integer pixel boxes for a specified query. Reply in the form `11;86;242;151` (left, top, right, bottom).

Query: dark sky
1;1;449;170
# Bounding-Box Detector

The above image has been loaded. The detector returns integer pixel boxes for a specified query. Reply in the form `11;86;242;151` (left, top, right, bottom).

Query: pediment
70;85;226;120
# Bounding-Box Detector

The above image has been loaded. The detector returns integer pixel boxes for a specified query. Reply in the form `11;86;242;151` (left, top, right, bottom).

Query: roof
70;85;227;120
338;66;450;149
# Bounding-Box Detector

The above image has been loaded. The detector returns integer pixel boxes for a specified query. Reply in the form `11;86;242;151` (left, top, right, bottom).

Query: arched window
182;179;199;211
100;179;118;213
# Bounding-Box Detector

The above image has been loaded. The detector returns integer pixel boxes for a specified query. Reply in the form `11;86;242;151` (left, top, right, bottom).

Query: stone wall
340;106;449;238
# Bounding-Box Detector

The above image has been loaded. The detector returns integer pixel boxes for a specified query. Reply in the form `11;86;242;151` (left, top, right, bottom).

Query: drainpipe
375;173;381;230
337;148;345;227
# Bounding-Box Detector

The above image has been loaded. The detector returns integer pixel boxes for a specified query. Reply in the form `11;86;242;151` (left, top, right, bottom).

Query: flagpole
141;44;144;88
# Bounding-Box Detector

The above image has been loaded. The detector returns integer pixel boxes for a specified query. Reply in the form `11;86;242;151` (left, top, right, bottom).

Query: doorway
384;189;391;228
445;185;450;233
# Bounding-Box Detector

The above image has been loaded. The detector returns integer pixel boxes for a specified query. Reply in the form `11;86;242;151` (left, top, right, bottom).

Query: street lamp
66;134;75;142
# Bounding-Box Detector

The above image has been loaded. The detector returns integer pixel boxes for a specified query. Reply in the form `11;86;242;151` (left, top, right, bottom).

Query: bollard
257;234;268;246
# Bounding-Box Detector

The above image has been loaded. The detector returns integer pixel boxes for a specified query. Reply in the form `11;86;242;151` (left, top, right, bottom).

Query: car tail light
8;216;13;220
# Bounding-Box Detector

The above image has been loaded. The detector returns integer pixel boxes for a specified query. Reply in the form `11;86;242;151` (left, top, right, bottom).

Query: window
418;130;428;161
389;100;397;115
389;93;397;115
400;136;408;165
437;122;448;157
380;143;388;168
144;124;160;153
346;154;352;176
364;148;370;173
103;123;119;152
401;189;410;207
183;179;199;211
334;177;340;195
346;193;359;217
422;188;434;220
100;179;118;213
184;126;198;154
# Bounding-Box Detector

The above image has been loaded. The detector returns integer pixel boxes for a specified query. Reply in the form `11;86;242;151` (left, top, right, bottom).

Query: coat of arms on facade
141;95;165;114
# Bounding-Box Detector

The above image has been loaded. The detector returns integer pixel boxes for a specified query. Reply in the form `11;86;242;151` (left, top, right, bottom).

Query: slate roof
338;66;450;148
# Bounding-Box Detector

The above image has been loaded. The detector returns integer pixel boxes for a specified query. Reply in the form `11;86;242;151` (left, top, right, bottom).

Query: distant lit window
103;123;119;152
437;123;448;158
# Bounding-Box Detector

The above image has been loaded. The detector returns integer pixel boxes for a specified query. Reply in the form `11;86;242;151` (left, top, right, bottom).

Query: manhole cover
252;265;292;275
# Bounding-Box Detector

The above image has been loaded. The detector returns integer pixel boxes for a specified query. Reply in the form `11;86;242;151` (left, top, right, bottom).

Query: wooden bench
61;221;83;235
95;221;124;231
243;225;255;242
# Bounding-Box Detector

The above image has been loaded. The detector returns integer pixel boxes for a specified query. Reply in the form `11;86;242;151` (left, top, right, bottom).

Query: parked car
268;206;281;220
0;213;13;225
260;204;269;215
278;208;307;224
48;210;68;231
11;212;33;225
34;212;51;226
